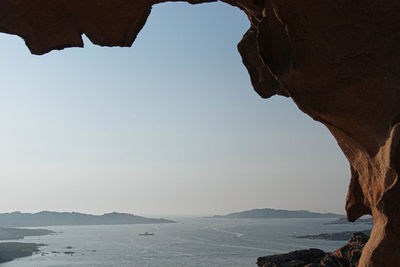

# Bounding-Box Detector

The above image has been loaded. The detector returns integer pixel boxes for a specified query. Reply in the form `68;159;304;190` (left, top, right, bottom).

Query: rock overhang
1;1;400;266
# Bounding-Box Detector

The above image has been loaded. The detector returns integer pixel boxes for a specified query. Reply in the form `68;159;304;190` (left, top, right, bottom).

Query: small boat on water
138;232;154;236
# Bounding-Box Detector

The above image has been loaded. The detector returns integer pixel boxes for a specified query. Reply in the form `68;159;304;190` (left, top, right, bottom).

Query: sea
0;218;371;267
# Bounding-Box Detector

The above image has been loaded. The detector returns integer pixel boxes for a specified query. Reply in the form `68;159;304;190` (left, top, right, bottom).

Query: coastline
0;227;53;263
0;243;44;263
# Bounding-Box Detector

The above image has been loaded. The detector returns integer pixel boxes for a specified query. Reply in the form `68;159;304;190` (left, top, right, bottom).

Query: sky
0;2;349;216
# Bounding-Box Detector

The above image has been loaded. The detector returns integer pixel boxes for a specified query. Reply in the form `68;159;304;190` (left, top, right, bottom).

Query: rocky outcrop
257;248;326;267
0;242;43;263
318;233;369;267
0;1;399;266
258;232;369;267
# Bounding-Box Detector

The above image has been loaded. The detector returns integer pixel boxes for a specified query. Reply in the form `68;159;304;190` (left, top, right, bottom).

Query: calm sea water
0;218;371;267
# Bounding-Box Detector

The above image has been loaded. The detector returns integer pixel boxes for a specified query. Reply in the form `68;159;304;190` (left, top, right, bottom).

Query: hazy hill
212;208;342;219
0;211;174;227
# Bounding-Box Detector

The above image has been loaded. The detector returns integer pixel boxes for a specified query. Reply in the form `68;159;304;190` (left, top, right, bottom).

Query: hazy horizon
0;2;349;216
0;207;345;218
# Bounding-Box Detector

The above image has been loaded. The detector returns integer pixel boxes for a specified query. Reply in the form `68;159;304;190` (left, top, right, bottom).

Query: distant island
211;208;342;219
0;211;175;227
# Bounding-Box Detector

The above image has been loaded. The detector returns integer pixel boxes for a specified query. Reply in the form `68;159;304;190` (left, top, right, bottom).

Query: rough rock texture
257;248;327;267
257;232;369;267
0;1;399;266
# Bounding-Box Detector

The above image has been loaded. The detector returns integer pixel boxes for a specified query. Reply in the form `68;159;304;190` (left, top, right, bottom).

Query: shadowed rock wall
1;1;399;266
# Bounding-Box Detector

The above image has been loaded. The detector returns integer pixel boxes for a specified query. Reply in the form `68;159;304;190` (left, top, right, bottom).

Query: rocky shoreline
257;232;369;267
295;229;371;241
0;242;44;263
326;217;373;225
0;227;54;241
0;227;54;263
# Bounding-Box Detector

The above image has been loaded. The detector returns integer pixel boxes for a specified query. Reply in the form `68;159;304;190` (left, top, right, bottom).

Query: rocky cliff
1;1;399;266
257;232;369;267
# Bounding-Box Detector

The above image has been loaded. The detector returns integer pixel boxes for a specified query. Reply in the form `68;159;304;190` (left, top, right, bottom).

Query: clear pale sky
0;2;349;216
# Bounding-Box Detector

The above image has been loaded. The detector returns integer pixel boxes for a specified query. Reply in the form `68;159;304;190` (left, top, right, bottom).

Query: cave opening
0;1;349;218
3;0;400;265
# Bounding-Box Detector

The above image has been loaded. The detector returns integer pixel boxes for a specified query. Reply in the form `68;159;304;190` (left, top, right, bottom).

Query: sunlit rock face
1;1;399;266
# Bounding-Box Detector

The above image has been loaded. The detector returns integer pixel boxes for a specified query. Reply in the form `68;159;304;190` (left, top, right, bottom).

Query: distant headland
0;211;175;227
211;208;342;219
0;227;54;263
326;216;373;225
0;242;44;263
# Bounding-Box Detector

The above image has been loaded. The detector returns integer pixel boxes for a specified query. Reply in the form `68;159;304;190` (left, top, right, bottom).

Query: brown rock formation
0;1;399;266
257;248;327;267
319;232;369;267
257;232;369;267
